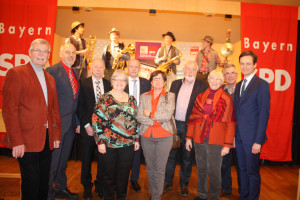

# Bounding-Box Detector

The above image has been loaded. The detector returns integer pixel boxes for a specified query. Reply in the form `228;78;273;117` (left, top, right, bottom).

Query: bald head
127;59;140;78
91;58;105;80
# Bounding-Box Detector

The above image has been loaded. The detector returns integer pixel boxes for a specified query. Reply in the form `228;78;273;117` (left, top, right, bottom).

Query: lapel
87;77;96;103
27;63;47;107
240;75;258;104
235;81;242;106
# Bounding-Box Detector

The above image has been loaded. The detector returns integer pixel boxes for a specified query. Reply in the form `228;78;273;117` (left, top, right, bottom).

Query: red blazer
186;88;236;148
2;63;61;152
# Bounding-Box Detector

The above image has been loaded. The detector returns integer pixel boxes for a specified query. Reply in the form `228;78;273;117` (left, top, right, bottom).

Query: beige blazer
137;92;175;136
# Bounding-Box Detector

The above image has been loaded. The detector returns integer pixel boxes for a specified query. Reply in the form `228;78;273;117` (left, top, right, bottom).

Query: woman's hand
134;142;140;151
185;139;193;152
143;109;150;117
98;144;106;154
221;147;230;156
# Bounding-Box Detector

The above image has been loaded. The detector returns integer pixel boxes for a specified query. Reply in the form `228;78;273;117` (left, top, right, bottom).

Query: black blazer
77;76;111;130
170;79;208;124
125;77;151;96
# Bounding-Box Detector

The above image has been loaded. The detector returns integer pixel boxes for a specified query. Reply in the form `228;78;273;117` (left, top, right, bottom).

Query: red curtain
241;3;298;161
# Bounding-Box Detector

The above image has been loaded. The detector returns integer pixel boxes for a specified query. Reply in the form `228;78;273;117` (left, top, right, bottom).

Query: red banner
0;0;57;108
241;3;298;161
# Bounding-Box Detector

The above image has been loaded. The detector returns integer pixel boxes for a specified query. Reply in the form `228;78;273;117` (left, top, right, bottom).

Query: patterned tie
241;79;247;96
69;69;76;98
95;80;101;101
132;79;137;100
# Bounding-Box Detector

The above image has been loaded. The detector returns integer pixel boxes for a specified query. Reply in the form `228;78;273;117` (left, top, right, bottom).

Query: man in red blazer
2;38;61;200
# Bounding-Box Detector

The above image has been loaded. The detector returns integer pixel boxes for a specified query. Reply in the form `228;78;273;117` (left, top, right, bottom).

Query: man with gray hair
220;64;241;197
2;38;61;199
164;61;207;196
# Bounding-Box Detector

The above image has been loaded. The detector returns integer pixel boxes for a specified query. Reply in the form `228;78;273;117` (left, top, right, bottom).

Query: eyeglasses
112;79;126;82
153;77;163;81
224;72;237;76
31;49;50;54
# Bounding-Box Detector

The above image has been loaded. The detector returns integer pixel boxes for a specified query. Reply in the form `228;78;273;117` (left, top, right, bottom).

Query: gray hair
208;69;224;84
111;69;128;83
183;60;198;70
29;38;51;52
222;64;238;74
59;43;76;53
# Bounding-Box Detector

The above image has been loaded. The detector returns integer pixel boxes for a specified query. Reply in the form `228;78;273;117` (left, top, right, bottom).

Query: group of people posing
2;21;270;200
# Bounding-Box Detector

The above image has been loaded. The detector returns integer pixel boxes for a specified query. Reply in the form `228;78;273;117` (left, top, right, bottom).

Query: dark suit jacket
46;62;80;136
125;77;151;96
170;79;208;124
2;63;61;152
77;76;111;130
234;75;270;145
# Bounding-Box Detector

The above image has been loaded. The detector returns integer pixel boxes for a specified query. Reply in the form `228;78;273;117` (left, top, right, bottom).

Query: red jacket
2;63;61;152
186;88;235;148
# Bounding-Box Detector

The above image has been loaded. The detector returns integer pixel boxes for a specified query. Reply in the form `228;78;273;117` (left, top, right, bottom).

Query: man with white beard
164;61;208;196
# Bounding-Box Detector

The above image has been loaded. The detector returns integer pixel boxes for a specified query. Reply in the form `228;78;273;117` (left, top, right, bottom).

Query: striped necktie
68;69;76;98
240;79;247;96
95;80;101;101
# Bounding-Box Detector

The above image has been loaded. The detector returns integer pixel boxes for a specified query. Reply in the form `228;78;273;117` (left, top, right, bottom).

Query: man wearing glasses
220;64;241;197
2;38;61;200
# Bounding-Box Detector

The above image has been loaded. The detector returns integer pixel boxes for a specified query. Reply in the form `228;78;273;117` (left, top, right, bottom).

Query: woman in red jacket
185;69;236;200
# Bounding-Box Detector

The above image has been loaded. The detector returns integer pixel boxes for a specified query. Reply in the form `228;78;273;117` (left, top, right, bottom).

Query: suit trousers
18;130;51;200
130;147;141;182
81;132;104;191
48;128;75;200
235;133;261;200
141;135;173;200
221;148;241;193
165;121;194;187
194;139;223;200
99;145;134;200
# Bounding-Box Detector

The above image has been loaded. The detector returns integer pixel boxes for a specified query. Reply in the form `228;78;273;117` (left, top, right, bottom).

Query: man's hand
134;142;140;151
98;144;106;154
54;140;60;148
75;126;80;134
185;139;193;152
85;125;95;136
252;143;262;154
143;110;151;117
173;59;179;64
12;144;25;158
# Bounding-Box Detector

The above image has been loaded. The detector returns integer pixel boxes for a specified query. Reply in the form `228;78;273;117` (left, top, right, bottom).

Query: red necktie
68;69;76;98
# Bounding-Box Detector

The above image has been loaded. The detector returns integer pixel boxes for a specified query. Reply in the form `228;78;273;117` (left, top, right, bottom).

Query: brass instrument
112;44;135;70
156;49;182;75
79;35;97;77
220;29;234;60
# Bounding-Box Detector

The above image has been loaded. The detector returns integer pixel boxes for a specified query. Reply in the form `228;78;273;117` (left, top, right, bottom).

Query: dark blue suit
234;75;270;200
125;77;151;182
46;62;80;200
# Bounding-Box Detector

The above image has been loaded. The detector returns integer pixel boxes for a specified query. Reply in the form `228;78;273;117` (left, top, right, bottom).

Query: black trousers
99;145;134;200
81;132;104;191
18;130;52;200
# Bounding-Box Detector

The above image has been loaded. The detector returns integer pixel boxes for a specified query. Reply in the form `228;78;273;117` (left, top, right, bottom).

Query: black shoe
194;196;207;200
131;181;141;192
55;188;79;199
180;186;189;196
95;187;103;198
83;190;92;200
163;184;173;193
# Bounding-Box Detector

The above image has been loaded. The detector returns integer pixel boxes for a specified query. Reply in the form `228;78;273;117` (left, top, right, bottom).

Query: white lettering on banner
0;23;52;38
244;37;293;53
0;53;30;76
259;68;291;91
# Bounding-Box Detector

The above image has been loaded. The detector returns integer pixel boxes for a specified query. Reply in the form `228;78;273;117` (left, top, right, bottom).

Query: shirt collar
61;60;72;72
92;76;102;83
181;78;195;86
30;61;44;72
244;69;257;83
146;88;166;96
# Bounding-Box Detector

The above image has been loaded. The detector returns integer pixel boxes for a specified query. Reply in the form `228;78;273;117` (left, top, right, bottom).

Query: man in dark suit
164;61;208;196
125;59;151;192
46;43;80;200
2;38;61;200
234;51;270;200
77;58;112;200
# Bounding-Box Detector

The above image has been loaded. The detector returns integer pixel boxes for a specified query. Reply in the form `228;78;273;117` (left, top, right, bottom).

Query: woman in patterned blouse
92;69;140;200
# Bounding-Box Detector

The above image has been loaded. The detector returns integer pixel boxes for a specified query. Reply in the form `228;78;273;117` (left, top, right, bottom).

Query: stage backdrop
0;0;58;109
0;0;57;147
241;3;298;161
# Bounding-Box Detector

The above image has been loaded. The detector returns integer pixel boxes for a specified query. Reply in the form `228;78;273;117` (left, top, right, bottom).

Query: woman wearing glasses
92;69;140;200
137;70;175;200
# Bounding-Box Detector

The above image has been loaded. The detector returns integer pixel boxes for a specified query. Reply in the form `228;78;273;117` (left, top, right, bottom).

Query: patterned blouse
92;92;140;148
